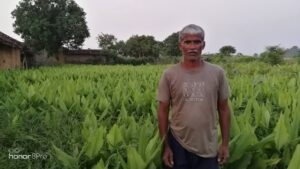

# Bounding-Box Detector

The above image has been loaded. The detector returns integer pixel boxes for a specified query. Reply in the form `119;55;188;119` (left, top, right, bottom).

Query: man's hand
163;145;174;168
218;144;229;165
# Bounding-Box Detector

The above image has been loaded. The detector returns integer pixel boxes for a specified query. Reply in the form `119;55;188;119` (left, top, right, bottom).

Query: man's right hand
163;145;174;168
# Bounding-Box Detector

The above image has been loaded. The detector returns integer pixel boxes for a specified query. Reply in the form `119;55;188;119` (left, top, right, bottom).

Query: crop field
0;62;300;169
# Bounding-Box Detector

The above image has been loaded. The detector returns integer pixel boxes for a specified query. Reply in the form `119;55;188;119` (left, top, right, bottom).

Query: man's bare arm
217;98;230;164
158;101;170;146
218;98;230;145
157;101;174;167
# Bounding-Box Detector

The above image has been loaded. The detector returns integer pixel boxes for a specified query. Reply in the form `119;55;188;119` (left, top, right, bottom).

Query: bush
260;46;284;65
113;56;157;65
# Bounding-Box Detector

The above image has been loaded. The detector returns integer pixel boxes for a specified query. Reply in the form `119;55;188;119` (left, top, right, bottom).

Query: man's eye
193;40;202;44
184;41;191;44
183;40;202;45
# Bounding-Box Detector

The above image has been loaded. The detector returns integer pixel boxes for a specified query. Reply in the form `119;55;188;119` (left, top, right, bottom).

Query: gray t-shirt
156;61;230;157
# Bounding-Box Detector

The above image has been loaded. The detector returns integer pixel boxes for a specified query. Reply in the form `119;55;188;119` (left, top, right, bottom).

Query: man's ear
179;41;183;51
202;41;206;50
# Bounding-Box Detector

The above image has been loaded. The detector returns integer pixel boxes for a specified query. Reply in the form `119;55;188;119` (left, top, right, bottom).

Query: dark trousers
164;131;219;169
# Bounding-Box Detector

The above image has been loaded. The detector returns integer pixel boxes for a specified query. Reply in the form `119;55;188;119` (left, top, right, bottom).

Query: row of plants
0;63;300;168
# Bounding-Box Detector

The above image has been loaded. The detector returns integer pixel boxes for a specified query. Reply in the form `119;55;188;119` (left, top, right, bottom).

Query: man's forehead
181;34;203;40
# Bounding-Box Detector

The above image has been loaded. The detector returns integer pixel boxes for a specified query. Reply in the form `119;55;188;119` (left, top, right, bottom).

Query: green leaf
228;99;240;137
253;99;261;127
84;126;106;159
229;153;252;169
291;103;300;140
127;147;146;169
229;122;257;163
92;159;106;169
11;114;19;128
52;144;77;169
287;144;300;169
273;113;290;150
83;111;98;130
118;154;127;169
107;124;123;147
261;105;270;128
247;153;267;169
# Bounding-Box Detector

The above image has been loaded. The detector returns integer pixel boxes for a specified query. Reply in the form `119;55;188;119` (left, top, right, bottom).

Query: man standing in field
157;24;231;169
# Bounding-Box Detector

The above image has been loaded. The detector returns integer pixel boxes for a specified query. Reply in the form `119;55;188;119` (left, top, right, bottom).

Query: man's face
179;34;205;61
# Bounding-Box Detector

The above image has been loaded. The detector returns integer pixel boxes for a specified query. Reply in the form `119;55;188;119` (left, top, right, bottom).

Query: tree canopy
12;0;90;55
260;46;284;65
97;33;117;51
124;35;159;58
96;32;183;59
162;32;181;57
219;45;236;56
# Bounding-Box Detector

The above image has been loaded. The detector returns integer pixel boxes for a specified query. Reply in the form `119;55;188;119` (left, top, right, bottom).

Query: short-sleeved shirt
156;61;230;157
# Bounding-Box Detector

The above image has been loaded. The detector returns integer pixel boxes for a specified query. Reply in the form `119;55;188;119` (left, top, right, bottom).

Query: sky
1;0;300;55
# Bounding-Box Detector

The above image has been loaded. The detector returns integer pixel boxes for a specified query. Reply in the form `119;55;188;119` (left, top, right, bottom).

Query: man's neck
181;57;204;69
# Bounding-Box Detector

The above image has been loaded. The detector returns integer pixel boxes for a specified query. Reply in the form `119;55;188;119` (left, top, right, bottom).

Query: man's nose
188;43;198;49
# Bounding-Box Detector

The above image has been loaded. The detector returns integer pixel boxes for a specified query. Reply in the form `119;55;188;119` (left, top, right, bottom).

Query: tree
260;46;284;65
162;32;181;57
97;33;117;51
115;40;126;56
219;45;236;56
12;0;90;55
125;35;160;58
295;52;300;64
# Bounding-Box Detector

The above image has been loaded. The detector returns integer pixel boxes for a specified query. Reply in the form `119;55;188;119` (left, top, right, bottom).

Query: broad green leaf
144;131;161;162
83;111;98;130
107;124;123;147
290;102;300;140
229;123;257;163
92;159;106;169
138;125;149;159
52;144;77;169
253;99;261;127
265;158;281;166
273;114;290;150
229;100;240;137
84;126;105;159
261;105;270;128
11;114;19;128
229;153;252;169
287;144;300;169
127;147;146;169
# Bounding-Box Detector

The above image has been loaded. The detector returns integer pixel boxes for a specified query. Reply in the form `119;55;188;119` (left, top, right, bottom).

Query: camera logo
8;147;48;160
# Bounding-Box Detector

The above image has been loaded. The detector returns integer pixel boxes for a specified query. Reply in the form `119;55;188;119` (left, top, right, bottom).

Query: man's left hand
218;144;229;165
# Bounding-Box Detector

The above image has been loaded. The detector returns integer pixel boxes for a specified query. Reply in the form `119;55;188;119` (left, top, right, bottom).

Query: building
63;49;111;64
0;31;22;69
1;31;111;68
29;48;111;66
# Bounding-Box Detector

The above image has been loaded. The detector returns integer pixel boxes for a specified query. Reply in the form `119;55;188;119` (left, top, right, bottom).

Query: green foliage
232;56;258;63
97;33;117;51
219;45;236;56
115;40;126;56
260;46;285;65
162;32;181;57
287;144;300;169
11;0;90;55
53;144;78;169
1;63;300;168
209;54;227;63
296;52;300;64
124;35;160;58
114;56;157;65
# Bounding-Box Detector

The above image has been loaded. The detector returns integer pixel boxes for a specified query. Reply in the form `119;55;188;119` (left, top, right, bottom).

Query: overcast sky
1;0;300;55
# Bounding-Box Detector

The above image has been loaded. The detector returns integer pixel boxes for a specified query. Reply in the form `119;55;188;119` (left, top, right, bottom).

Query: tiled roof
63;49;109;56
0;31;23;48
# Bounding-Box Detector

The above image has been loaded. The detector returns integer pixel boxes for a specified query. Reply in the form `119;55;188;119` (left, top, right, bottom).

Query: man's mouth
188;51;198;55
